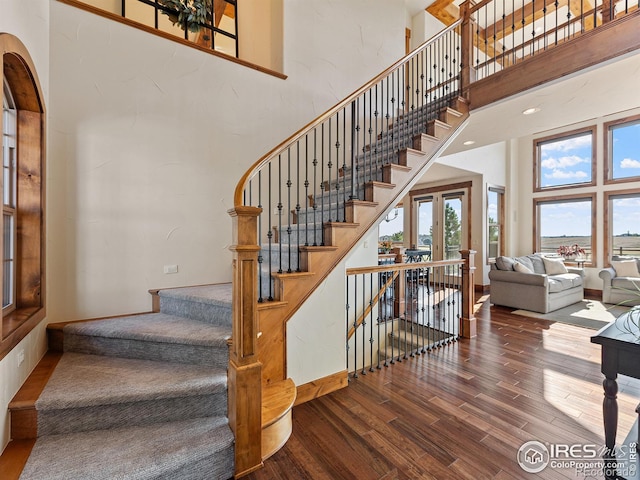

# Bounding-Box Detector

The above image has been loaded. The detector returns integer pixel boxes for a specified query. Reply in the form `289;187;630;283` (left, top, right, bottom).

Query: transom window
534;127;596;191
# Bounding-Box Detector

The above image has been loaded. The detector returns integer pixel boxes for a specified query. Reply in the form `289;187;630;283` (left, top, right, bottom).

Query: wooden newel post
228;205;264;477
460;249;477;339
460;0;477;101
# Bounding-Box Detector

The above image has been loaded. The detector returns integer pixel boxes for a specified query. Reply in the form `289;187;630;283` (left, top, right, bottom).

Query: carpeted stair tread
158;284;232;326
36;353;226;411
158;283;232;307
63;313;230;347
19;416;234;480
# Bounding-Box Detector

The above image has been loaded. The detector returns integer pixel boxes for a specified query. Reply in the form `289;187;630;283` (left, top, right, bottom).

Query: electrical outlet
163;265;178;274
17;348;25;366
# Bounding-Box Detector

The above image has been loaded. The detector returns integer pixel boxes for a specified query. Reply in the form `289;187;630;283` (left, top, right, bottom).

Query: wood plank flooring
247;295;640;480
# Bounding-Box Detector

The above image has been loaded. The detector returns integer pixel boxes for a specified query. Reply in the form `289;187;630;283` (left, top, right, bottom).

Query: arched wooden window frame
0;33;46;360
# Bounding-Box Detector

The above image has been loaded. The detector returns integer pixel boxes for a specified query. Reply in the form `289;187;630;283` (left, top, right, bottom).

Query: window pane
610;120;640;180
379;206;403;245
538;199;592;260
417;198;433;251
487;189;501;260
538;131;593;188
444;197;462;260
610;195;640;257
3;213;14;309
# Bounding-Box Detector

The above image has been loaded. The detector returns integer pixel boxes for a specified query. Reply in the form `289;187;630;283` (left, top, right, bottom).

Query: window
487;186;505;263
605;114;640;183
534;127;596;191
534;195;595;265
378;204;404;246
604;191;640;261
2;80;16;313
1;34;46;361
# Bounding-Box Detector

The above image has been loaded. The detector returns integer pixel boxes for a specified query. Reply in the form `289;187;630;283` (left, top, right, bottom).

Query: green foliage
444;203;461;249
158;0;212;33
391;231;403;241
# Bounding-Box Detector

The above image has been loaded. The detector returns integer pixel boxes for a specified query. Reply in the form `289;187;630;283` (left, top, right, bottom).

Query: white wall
0;0;50;454
48;0;407;324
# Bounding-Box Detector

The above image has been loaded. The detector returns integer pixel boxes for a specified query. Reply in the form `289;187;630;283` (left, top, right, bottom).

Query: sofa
599;256;640;306
489;254;585;313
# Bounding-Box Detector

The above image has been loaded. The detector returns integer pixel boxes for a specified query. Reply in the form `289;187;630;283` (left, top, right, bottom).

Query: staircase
3;284;236;480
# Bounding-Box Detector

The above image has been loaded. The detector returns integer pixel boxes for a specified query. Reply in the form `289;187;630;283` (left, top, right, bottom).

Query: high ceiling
401;0;640;156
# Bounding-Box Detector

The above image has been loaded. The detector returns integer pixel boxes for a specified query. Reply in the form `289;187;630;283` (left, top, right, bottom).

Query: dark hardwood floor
247;295;640;480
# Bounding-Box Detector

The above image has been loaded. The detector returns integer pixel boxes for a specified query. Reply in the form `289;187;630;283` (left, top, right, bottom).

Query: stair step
52;312;230;366
158;283;232;326
18;352;227;437
18;416;234;480
262;378;296;460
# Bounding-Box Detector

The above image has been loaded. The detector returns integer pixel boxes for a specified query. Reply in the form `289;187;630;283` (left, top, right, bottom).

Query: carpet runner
19;284;234;480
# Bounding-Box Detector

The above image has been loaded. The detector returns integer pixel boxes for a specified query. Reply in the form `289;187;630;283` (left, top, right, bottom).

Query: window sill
1;306;46;361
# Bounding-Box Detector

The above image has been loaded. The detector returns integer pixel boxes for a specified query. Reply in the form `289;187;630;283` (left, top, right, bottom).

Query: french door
414;189;468;263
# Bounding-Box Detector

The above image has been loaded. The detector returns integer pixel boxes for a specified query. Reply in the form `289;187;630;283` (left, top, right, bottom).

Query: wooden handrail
346;259;463;276
232;19;463;206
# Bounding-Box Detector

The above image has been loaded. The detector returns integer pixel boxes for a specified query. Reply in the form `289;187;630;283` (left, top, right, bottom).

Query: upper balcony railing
466;0;639;81
59;0;238;58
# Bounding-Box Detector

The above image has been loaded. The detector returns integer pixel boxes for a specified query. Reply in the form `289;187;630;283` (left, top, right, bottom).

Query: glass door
414;190;466;261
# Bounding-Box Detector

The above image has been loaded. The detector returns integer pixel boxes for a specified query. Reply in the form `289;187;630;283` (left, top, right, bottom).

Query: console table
591;317;640;479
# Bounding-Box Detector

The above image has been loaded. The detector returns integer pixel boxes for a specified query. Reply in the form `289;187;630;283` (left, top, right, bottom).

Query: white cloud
544;169;589;179
541;155;588;169
542;135;591;153
620;158;640;169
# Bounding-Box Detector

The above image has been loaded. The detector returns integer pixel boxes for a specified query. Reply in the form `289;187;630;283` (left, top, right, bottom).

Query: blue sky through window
539;132;592;188
611;121;640;180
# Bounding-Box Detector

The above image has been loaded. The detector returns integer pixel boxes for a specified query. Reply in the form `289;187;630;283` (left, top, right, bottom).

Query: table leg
603;376;618;479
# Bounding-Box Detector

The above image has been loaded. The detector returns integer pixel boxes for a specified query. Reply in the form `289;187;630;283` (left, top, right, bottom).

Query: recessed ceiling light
463;140;475;146
522;107;540;115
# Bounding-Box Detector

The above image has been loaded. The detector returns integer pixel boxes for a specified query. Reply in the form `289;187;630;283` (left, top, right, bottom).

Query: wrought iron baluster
352;274;358;378
286;149;292;273
257;172;264;302
304;137;310;247
320;124;325;245
346;275;350;378
277;155;283;274
267;163;274;301
312;129;318;247
361;273;367;375
369;273;375;372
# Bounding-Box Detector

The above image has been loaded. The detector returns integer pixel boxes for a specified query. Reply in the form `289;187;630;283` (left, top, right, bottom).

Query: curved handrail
233;19;463;206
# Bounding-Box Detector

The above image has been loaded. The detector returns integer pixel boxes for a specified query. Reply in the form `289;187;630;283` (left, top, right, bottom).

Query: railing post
393;248;407;318
460;249;477;338
460;0;477;101
228;205;264;477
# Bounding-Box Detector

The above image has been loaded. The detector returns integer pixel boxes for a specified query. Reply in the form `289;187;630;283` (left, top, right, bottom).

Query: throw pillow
495;256;515;271
514;262;533;274
542;257;568;275
611;260;640;278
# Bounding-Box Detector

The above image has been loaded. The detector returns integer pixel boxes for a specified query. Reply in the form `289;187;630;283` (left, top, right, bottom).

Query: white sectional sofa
489;254;585;313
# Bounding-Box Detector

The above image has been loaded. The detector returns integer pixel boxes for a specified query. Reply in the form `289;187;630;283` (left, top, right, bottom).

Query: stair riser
37;392;227;437
63;334;229;367
159;298;231;326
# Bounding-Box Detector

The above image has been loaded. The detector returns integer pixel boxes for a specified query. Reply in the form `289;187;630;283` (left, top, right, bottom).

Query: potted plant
157;0;212;34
